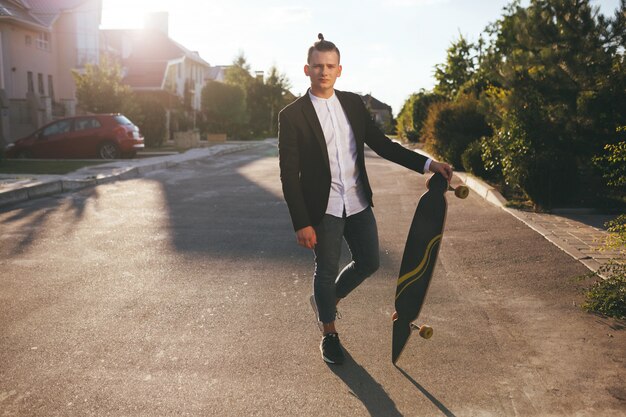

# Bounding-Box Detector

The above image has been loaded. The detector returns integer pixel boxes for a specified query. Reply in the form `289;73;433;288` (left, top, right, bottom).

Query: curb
0;142;263;209
452;169;607;276
453;172;508;208
411;145;610;276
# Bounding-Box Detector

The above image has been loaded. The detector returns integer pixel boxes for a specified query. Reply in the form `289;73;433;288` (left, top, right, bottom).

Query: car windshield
114;115;133;125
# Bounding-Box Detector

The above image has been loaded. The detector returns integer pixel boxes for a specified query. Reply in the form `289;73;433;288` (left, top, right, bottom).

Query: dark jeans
312;207;380;324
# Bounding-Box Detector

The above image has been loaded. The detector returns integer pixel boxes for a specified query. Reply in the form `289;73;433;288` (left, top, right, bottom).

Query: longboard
392;173;468;364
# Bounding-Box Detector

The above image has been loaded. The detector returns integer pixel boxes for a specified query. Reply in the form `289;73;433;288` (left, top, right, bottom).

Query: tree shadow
395;366;457;417
0;186;99;256
555;212;617;231
328;349;403;417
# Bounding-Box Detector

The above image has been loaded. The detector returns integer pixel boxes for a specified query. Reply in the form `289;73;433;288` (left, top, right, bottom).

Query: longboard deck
392;173;466;364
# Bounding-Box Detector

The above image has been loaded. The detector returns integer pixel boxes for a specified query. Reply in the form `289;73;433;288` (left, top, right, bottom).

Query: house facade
0;0;101;144
361;93;393;133
101;13;212;138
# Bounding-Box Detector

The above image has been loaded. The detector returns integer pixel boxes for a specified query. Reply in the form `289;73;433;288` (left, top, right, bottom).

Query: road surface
1;144;624;416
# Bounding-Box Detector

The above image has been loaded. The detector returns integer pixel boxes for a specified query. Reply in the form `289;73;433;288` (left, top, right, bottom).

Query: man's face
304;50;342;97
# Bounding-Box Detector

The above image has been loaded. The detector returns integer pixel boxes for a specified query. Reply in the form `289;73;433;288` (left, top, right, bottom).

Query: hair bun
318;33;324;41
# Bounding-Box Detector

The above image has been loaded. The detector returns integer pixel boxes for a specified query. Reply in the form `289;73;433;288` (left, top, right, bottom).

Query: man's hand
429;160;453;182
296;226;317;249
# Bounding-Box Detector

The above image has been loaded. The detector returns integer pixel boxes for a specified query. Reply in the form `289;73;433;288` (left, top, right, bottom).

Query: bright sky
101;0;622;116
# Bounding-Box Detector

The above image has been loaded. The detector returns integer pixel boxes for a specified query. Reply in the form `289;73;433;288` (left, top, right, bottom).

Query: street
1;144;624;416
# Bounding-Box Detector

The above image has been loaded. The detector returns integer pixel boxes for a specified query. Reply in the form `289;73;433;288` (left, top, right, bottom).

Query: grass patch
580;263;626;320
0;159;107;175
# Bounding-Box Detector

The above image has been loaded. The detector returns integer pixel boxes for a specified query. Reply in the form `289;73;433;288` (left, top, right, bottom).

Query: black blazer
278;89;428;231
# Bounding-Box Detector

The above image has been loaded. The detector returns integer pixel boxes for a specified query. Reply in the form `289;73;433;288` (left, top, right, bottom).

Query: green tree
396;90;446;142
125;95;167;147
477;0;625;207
245;65;292;137
265;66;292;135
72;58;133;114
201;80;247;137
396;93;418;141
434;35;477;100
225;52;254;90
422;96;492;168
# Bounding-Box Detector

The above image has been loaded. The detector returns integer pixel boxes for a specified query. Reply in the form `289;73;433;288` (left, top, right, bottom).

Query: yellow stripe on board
396;234;442;287
395;237;441;300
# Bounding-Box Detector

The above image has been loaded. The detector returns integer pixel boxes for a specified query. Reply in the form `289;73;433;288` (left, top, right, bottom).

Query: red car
5;114;145;159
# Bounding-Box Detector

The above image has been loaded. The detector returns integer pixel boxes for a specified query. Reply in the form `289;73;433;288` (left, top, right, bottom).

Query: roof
0;0;46;29
361;94;392;112
0;0;93;29
102;29;210;67
123;61;169;89
206;65;229;82
102;29;211;90
26;0;92;26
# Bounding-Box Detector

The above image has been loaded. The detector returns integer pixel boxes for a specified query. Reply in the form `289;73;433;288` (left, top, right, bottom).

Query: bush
461;140;486;177
201;81;247;137
581;264;626;319
422;97;491;168
520;150;580;209
577;214;626;320
396;91;446;143
135;96;167;147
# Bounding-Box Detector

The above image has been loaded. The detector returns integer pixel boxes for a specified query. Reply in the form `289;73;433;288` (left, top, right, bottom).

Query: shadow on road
328;349;403;417
396;366;457;417
0;186;99;256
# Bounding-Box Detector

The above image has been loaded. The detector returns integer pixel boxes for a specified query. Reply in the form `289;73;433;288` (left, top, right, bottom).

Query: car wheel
98;142;120;159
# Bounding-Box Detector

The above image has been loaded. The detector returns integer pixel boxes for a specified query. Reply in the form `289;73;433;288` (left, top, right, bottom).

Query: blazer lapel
301;92;330;168
336;90;364;143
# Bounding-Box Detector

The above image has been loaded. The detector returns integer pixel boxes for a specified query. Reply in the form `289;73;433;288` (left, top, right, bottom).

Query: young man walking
278;34;453;364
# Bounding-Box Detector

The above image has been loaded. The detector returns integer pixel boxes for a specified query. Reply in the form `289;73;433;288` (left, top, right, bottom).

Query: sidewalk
455;171;623;274
1;139;622;275
0;141;266;208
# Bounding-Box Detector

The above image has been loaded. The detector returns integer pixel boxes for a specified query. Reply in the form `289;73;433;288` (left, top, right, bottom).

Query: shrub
135;96;167;147
422;97;491;168
520;150;580;209
396;91;446;142
461;140;487;177
581;263;626;319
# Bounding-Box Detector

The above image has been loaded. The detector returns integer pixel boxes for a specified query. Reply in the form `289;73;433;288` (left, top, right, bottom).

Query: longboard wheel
410;323;433;339
392;311;398;321
454;185;469;199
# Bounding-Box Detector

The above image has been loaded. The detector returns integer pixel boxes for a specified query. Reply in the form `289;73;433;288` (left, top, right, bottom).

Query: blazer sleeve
278;110;311;231
357;96;428;173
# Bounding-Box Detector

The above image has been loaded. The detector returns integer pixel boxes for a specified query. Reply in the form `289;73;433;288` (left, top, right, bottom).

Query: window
74;117;101;131
113;115;132;125
25;35;32;46
38;73;44;95
42;120;72;136
27;71;34;93
48;75;54;101
36;32;50;51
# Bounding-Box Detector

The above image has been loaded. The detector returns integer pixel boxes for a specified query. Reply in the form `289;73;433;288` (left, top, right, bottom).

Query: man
278;34;452;365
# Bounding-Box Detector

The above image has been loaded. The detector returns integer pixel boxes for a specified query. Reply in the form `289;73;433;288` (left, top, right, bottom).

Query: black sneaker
320;333;345;364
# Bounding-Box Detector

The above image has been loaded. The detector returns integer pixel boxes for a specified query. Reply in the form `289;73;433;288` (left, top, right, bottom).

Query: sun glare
101;0;170;29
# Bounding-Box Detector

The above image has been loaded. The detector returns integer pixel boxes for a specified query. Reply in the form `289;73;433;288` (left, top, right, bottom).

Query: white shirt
309;91;369;218
308;90;432;218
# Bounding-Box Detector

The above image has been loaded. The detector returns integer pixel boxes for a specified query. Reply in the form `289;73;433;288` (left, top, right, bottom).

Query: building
0;0;101;144
101;13;212;137
360;93;393;132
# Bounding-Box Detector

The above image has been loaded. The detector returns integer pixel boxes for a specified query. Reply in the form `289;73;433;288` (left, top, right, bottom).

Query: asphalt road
1;144;624;416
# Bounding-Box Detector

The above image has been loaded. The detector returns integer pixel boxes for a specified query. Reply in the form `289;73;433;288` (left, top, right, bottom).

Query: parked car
4;114;145;159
